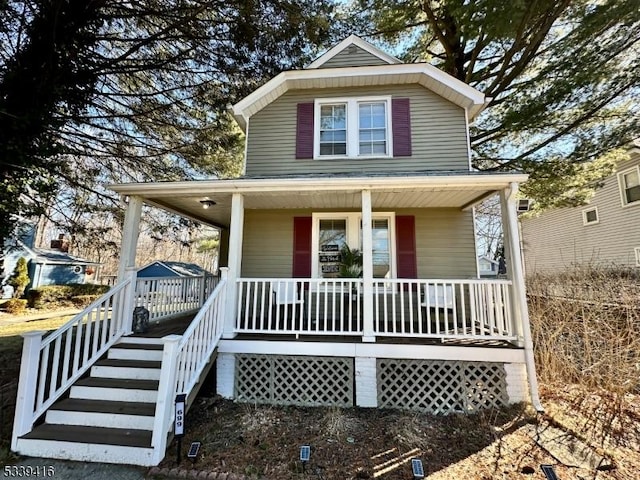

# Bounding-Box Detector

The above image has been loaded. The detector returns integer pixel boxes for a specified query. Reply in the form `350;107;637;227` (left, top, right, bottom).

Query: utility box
132;306;150;333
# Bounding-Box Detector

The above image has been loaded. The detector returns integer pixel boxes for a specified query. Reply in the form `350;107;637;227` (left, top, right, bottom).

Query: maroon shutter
396;215;417;278
296;103;314;159
392;98;412;157
292;217;312;277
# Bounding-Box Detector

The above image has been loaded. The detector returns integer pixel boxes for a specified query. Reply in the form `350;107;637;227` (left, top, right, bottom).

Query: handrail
175;277;227;394
12;277;134;440
150;270;228;458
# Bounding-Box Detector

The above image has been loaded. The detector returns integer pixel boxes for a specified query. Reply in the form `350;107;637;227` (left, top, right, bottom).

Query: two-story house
12;36;541;466
521;141;640;273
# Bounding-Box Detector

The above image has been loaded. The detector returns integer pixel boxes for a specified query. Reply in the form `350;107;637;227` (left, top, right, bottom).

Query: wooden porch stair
15;340;168;466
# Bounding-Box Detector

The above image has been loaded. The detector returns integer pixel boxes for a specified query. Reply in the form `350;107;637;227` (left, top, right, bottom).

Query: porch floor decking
132;314;518;348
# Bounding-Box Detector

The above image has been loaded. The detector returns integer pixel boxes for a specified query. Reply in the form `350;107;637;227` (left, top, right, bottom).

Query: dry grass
528;265;640;454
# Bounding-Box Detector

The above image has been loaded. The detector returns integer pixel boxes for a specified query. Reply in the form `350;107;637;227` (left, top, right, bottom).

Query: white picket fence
12;278;134;440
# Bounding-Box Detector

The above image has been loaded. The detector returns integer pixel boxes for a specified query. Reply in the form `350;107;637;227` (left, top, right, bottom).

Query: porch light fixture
200;199;216;209
411;458;425;479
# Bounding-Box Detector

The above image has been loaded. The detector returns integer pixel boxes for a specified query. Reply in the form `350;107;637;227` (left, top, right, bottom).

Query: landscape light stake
300;445;311;473
541;464;559;480
411;458;425;479
187;441;201;463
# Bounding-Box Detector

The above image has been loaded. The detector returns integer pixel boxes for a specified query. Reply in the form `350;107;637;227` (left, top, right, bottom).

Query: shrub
4;299;27;315
8;257;30;298
26;284;110;309
70;295;100;308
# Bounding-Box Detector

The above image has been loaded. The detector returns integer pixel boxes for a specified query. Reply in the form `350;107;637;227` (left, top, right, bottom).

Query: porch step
16;424;155;465
109;341;164;361
91;358;162;381
46;398;156;430
71;377;159;403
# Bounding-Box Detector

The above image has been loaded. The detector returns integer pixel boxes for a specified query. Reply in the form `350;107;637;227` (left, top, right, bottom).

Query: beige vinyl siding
241;208;477;279
521;155;640;273
318;46;390;68
245;84;469;176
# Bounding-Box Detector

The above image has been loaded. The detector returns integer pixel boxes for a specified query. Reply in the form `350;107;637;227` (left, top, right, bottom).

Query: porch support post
223;193;244;339
361;190;375;342
500;184;543;412
117;195;143;281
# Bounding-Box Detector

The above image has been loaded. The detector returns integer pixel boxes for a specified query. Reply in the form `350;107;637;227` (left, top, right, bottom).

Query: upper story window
618;165;640;206
582;207;599;225
314;97;392;159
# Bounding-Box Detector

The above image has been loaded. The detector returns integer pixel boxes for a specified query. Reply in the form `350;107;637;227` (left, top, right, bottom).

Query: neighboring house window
618;166;640;206
582;207;599;225
311;212;396;279
314;97;392;159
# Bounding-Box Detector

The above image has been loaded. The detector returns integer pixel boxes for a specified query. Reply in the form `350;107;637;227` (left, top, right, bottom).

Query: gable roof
138;261;210;277
306;35;401;69
231;37;487;131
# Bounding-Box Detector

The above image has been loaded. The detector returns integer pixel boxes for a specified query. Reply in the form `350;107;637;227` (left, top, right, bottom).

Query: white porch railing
150;270;228;462
12;278;134;442
135;274;218;322
373;279;516;340
233;277;516;342
236;278;363;335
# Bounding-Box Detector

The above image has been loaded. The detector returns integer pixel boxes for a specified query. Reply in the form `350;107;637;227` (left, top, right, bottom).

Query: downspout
505;183;544;412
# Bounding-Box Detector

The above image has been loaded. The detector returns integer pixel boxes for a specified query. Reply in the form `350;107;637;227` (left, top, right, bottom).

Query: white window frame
581;206;599;225
311;212;396;279
617;165;640;207
635;247;640;267
313;96;393;160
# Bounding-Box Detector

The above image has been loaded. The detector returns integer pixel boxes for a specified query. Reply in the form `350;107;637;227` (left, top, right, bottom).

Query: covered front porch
111;172;533;348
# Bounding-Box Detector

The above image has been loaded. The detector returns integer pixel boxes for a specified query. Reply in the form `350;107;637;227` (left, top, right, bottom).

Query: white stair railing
12;277;134;445
151;268;228;462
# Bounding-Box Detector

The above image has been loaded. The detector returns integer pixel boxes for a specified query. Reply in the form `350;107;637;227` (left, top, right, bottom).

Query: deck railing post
198;273;207;306
12;331;44;446
151;334;182;463
121;267;138;334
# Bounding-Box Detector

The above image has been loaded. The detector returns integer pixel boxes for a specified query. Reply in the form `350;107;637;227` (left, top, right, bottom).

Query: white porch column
500;184;543;412
361;190;375;342
117;195;143;281
223;193;244;338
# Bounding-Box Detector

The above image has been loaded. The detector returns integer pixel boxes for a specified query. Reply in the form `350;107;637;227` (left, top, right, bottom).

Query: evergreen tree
357;0;640;209
8;257;30;298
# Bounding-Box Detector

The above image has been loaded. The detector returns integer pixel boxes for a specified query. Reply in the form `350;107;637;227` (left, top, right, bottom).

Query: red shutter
392;98;412;157
292;217;312;277
296;103;314;159
396;215;417;278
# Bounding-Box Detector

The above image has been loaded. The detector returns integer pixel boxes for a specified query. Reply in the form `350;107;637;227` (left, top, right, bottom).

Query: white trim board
217;339;526;364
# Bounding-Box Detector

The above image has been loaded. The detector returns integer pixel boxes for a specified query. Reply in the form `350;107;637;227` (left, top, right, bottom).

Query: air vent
517;199;531;212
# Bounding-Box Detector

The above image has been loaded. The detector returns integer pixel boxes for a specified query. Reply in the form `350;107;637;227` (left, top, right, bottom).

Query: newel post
121;267;138;335
151;334;182;463
12;331;44;447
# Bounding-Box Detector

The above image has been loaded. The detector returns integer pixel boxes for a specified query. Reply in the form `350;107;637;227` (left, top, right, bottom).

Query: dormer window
314;97;392;159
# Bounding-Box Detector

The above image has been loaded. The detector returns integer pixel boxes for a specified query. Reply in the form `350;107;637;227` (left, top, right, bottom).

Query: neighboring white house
521;141;640;273
478;255;499;277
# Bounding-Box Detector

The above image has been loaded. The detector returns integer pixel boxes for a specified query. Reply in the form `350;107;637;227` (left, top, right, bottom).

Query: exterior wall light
200;199;216;209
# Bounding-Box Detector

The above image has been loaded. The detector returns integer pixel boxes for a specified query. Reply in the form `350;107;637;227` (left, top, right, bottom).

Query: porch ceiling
110;173;527;229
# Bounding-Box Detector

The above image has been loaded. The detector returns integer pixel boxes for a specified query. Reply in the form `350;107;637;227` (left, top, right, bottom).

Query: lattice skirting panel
235;355;354;407
377;359;508;414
